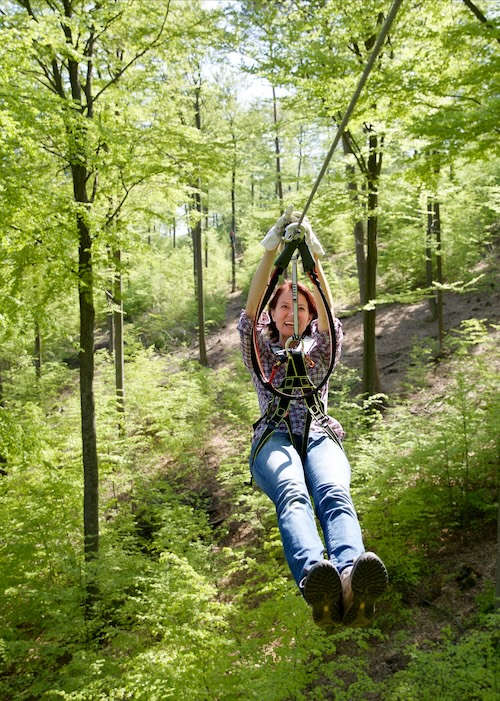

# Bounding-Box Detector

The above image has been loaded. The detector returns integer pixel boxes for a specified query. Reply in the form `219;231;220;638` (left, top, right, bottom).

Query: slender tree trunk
203;194;209;268
433;200;445;354
106;289;114;354
112;247;125;425
188;201;197;280
172;218;176;248
192;184;207;366
75;196;99;558
342;132;367;305
297;125;304;192
426;197;438;320
105;247;114;354
230;152;237;293
362;131;382;398
61;8;100;562
193;79;207;366
272;85;284;214
204;193;209;230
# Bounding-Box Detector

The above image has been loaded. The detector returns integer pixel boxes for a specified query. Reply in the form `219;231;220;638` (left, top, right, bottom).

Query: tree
10;0;179;563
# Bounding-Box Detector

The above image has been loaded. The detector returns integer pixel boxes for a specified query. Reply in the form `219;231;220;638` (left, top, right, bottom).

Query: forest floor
189;261;499;695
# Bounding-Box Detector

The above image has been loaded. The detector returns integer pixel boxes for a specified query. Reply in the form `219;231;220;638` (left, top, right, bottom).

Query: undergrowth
0;317;498;700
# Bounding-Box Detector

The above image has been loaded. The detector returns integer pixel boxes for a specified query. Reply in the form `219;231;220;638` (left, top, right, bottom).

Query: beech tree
7;0;206;563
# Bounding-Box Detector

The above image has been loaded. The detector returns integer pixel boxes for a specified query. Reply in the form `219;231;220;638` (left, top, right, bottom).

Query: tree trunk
230;156;237;293
192;184;207;366
112;247;125;425
342;132;367;305
105;247;114;354
60;10;100;562
106;289;114;354
362;131;382;398
433;200;445;354
192;79;207;366
272;85;284;214
425;197;438;320
172;218;176;248
204;194;209;268
75;195;99;559
297;125;304;192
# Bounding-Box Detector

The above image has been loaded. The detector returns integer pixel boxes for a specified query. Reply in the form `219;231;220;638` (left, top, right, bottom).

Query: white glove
260;205;294;250
284;216;325;256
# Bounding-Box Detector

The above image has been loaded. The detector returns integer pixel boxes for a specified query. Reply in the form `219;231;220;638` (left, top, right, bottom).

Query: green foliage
384;613;500;701
1;307;498;700
351;321;498;590
1;1;499;699
123;236;231;350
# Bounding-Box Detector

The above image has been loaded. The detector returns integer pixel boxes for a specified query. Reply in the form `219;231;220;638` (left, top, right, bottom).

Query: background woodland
0;1;498;699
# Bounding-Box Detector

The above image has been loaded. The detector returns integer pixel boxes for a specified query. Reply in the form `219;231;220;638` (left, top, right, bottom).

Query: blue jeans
250;431;365;587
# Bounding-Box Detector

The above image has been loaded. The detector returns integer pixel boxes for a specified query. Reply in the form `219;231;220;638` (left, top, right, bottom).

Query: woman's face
271;289;313;344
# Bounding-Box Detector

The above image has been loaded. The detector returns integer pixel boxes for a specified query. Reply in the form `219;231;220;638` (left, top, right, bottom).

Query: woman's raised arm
245;248;278;321
311;255;335;333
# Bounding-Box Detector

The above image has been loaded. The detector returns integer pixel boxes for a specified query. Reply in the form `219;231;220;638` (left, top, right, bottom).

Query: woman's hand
260;205;294;250
284;217;325;256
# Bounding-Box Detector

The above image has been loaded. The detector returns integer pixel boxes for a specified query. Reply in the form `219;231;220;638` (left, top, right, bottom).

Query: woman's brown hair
267;281;317;343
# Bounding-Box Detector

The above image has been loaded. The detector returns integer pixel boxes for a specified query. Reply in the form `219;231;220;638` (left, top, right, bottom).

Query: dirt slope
205;283;500;396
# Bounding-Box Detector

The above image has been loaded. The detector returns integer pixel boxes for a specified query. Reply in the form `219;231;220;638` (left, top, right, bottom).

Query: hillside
159;261;499;700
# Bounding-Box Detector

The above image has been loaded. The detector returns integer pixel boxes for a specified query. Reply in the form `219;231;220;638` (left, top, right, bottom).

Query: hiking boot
302;560;343;628
341;552;388;626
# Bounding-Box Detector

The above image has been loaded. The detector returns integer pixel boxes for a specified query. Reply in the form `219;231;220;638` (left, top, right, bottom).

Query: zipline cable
296;0;404;227
251;0;405;402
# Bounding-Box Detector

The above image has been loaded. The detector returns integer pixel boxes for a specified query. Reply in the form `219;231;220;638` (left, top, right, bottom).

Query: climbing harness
250;233;343;468
249;0;404;468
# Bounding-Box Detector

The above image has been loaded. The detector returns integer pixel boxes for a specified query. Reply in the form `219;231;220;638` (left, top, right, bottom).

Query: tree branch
83;9;124;53
92;1;172;106
461;0;490;24
105;172;153;226
18;0;37;20
338;117;368;175
90;173;98;203
24;69;58;94
40;143;67;161
460;0;500;42
34;57;58;93
52;58;66;97
377;134;384;176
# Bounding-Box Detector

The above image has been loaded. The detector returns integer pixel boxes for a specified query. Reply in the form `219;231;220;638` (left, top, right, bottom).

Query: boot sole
343;553;388;626
303;561;343;627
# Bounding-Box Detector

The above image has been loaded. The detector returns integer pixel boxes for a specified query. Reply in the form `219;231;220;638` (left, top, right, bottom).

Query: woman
237;211;388;629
